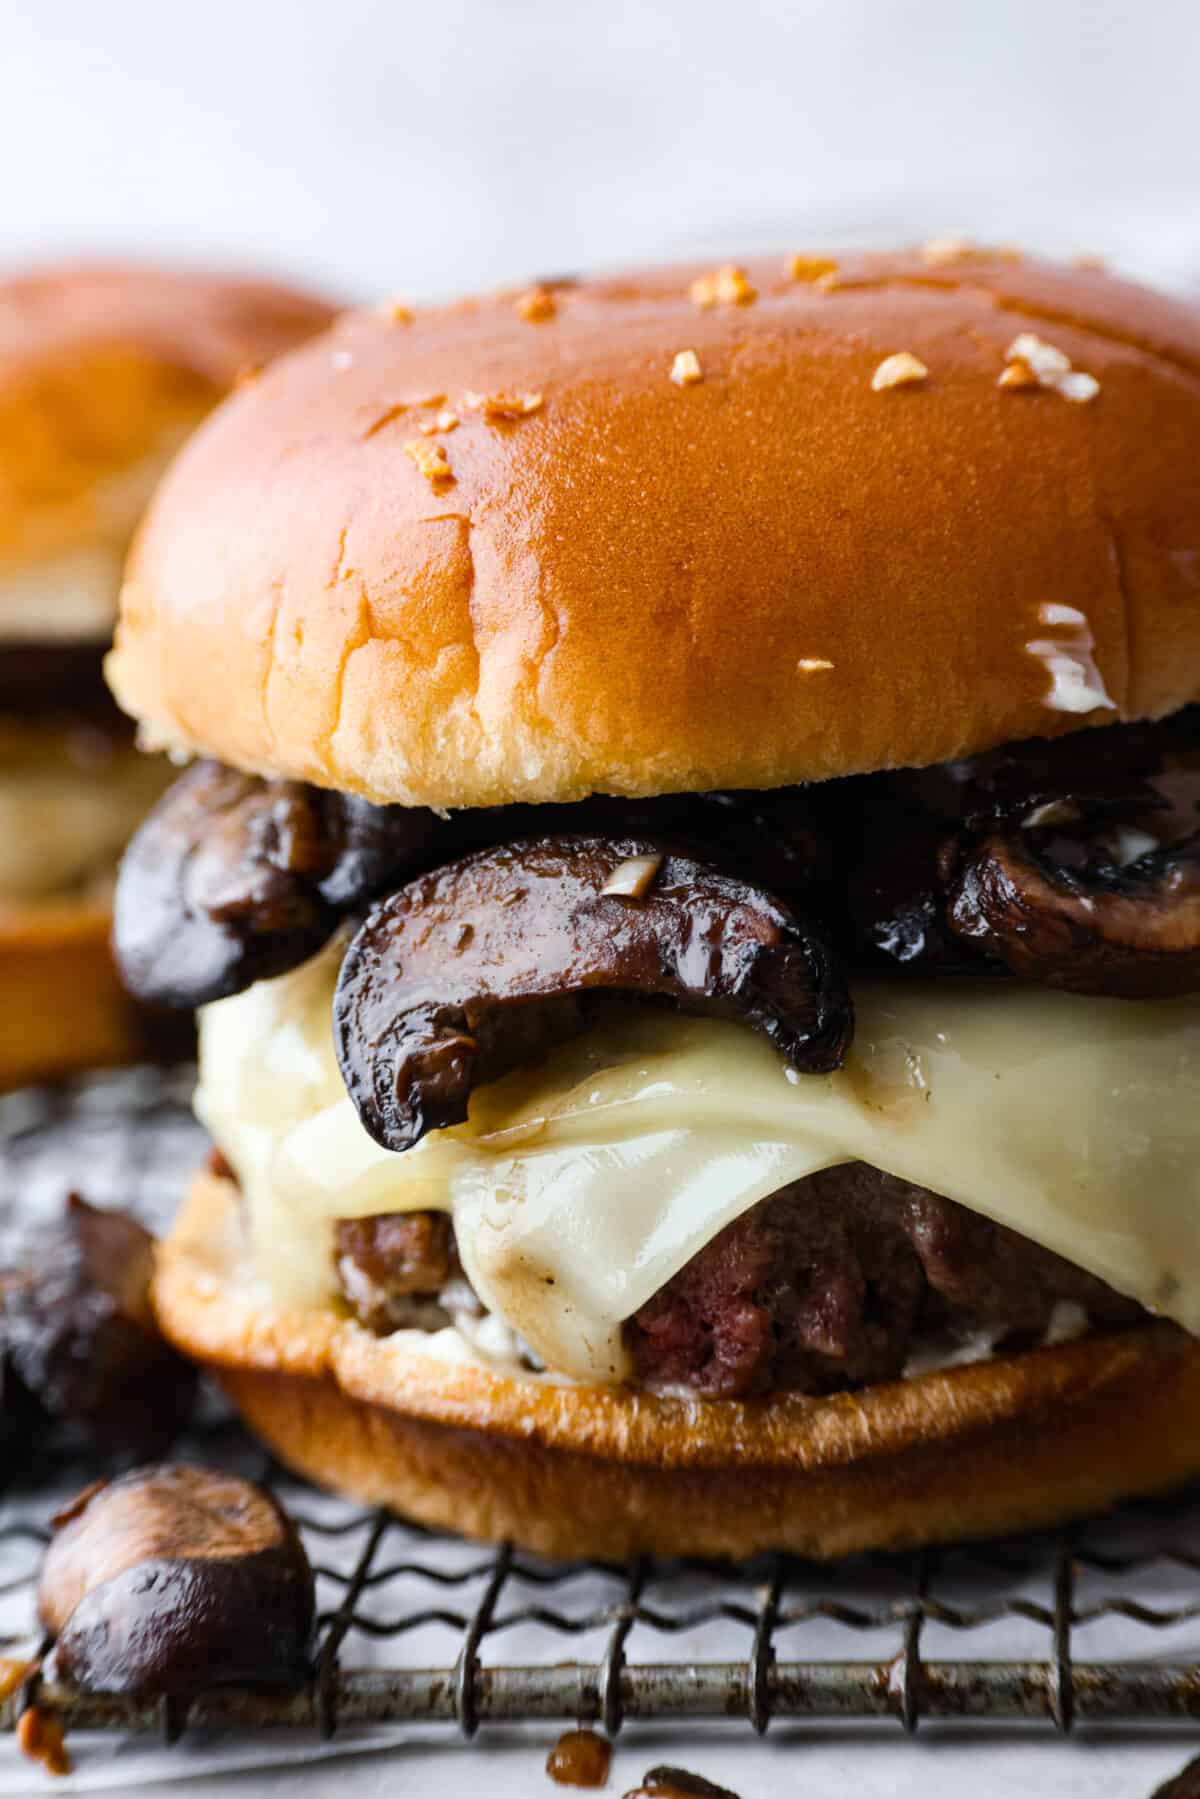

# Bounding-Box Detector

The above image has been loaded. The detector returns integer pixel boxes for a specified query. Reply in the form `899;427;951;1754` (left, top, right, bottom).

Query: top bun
107;247;1200;807
0;264;338;639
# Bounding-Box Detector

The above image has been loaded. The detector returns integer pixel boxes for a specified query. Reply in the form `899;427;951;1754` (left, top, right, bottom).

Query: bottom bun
155;1172;1200;1561
0;899;168;1090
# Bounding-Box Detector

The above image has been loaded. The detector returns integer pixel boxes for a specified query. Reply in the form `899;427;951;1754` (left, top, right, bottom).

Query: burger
109;248;1200;1559
0;264;336;1088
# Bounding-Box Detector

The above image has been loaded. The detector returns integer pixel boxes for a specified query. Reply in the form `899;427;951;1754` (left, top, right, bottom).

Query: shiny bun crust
154;1173;1200;1560
0;264;337;577
109;248;1200;806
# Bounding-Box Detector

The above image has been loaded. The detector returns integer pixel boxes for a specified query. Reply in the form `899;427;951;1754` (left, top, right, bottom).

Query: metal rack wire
5;1068;1200;1756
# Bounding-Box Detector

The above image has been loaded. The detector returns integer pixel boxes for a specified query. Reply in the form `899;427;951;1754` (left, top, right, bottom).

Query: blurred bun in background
0;263;338;1088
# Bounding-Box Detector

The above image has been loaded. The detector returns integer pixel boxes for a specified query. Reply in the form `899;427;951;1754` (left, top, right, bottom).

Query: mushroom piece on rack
39;1465;315;1697
2;1195;195;1460
622;1769;742;1799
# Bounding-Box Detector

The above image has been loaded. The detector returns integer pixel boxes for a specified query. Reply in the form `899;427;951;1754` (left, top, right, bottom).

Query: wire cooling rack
5;1068;1200;1757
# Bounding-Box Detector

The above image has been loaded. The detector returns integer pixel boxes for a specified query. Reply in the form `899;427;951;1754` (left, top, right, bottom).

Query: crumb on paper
403;439;453;481
1001;333;1099;402
17;1708;71;1778
921;234;974;264
871;351;929;391
418;410;460;434
463;389;544;419
669;349;703;386
786;253;838;283
689;264;757;308
516;285;557;322
545;1727;613;1787
378;298;414;324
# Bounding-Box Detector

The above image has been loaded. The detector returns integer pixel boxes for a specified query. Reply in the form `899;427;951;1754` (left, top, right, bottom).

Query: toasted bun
108;247;1200;808
0;899;164;1089
152;1172;1200;1559
0;264;337;630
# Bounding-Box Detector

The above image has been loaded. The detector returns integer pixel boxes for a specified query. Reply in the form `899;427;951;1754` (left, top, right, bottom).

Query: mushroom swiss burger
109;247;1200;1559
0;264;336;1087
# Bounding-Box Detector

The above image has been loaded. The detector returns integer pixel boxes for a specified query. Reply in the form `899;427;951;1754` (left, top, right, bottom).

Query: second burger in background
0;265;337;1087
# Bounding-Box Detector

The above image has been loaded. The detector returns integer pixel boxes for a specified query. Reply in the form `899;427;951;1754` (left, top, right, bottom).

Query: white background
2;0;1199;303
2;1;1200;1792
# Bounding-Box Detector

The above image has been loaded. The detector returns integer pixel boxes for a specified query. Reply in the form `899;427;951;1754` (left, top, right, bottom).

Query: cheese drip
197;944;1200;1385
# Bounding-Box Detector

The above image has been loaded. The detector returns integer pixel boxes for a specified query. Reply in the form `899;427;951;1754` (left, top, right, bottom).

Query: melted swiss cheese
197;944;1200;1384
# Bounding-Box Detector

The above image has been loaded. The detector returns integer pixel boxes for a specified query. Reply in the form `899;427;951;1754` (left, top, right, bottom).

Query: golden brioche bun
109;247;1200;808
153;1173;1200;1560
0;263;338;613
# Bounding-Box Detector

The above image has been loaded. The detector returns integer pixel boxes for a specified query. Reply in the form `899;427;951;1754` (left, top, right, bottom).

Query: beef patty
335;1163;1142;1397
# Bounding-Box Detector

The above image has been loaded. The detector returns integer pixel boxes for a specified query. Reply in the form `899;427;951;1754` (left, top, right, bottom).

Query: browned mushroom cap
334;835;853;1153
1151;1752;1200;1799
3;1196;195;1461
39;1466;314;1696
682;788;836;909
849;787;1176;975
847;708;1200;993
623;1769;742;1799
113;759;456;1007
946;829;1200;996
538;787;835;911
846;805;984;975
114;752;838;1011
